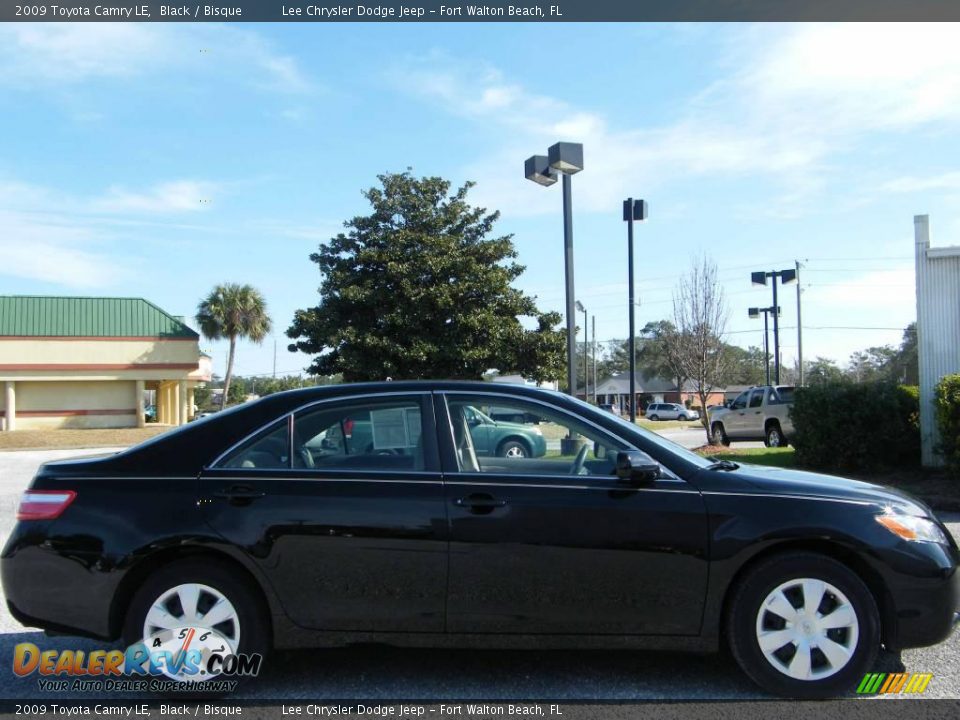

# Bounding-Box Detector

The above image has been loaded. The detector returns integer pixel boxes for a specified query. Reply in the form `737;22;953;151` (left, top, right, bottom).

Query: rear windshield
774;387;795;404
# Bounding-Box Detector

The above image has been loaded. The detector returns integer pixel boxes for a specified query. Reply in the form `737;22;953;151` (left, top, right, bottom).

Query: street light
623;198;648;421
525;142;584;398
576;300;588;401
748;305;781;386
750;268;797;384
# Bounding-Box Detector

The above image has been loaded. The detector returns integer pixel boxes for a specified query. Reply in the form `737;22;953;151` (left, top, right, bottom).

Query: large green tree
287;172;565;382
196;283;273;410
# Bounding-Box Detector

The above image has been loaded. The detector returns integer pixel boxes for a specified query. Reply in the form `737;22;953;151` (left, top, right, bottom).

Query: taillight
16;490;77;521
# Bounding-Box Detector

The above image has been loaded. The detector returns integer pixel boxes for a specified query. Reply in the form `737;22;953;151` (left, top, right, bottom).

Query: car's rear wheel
728;552;880;698
765;423;786;448
498;439;529;458
648;414;659;421
123;559;269;660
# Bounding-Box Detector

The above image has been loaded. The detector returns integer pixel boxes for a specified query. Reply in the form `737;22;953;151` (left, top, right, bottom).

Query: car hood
726;463;932;516
492;420;537;433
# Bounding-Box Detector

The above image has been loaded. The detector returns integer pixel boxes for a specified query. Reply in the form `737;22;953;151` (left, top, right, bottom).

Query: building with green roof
0;296;211;431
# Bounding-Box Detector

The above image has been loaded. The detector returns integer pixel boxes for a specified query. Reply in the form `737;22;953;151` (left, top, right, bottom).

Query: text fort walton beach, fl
282;5;563;18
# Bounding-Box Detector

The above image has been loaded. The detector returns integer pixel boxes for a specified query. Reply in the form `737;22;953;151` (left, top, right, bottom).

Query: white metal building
914;215;960;466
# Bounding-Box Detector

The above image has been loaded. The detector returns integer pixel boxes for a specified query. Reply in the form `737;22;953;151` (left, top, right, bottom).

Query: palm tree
196;284;272;410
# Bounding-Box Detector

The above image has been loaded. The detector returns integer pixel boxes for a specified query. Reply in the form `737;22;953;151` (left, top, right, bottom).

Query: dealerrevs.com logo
13;626;262;693
856;672;933;695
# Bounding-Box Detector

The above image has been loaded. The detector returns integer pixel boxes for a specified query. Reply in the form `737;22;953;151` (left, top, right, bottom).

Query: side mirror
615;450;661;483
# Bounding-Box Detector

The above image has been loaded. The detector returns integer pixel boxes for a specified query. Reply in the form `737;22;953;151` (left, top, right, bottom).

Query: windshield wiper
705;459;740;471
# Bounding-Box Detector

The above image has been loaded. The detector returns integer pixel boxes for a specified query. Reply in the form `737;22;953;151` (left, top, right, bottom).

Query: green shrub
934;374;960;472
792;381;920;473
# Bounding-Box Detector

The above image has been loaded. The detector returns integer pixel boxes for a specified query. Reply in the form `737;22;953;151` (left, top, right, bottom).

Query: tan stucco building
0;296;212;431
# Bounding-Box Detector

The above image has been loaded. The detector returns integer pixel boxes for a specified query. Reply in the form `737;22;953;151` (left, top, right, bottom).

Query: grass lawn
0;426;172;451
636;418;702;431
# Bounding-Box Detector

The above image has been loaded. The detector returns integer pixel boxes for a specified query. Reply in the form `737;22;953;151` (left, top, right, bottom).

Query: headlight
876;513;949;544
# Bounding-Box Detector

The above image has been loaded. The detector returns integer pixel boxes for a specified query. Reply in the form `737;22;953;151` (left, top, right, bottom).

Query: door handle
212;485;266;503
455;493;507;513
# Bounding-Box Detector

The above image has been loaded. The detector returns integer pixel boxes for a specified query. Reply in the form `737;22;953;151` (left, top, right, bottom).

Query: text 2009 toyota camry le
3;381;958;697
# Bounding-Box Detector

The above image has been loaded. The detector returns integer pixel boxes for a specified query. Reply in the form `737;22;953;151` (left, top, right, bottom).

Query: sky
1;22;958;379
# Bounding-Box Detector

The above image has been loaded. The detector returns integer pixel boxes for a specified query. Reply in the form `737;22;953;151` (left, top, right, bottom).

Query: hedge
934;374;960;473
791;381;920;473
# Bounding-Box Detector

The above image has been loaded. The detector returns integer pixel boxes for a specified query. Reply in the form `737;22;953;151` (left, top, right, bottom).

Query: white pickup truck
708;385;795;447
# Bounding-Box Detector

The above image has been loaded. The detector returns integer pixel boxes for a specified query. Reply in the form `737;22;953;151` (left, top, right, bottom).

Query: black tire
727;552;880;698
712;423;730;446
765;423;787;448
648;414;659;422
123;558;270;662
497;439;529;458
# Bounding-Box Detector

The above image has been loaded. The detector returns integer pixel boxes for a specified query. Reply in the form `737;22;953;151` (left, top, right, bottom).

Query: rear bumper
1;524;117;640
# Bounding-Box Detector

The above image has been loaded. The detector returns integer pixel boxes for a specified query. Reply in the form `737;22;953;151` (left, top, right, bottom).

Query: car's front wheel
123;558;269;662
497;439;529;458
712;422;730;446
727;552;880;698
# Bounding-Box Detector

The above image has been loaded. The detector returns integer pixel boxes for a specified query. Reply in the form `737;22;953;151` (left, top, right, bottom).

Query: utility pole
592;315;597;404
273;338;277;379
796;260;804;386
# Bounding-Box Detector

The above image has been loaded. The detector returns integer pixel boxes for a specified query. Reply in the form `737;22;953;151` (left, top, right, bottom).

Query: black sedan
3;381;958;697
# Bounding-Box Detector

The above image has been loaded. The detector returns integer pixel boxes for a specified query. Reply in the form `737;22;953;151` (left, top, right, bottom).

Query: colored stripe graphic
857;672;932;694
904;674;933;693
857;673;886;694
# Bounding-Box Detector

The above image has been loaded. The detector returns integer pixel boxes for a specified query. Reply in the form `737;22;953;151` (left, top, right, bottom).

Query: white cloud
0;177;221;216
393;24;960;218
0;176;223;288
804;266;915;313
93;181;221;214
0;24;313;94
881;172;960;194
0;210;128;288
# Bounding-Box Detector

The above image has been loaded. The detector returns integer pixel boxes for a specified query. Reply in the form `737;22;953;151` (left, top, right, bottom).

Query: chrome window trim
207;473;444;485
437;390;683;484
207;390;432;470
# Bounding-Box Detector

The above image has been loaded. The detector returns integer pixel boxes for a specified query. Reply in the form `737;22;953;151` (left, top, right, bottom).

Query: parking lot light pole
751;269;797;384
623;198;648;421
525;143;584;398
749;306;780;386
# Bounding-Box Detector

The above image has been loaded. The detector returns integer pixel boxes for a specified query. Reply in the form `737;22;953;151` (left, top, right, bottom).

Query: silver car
645;402;700;421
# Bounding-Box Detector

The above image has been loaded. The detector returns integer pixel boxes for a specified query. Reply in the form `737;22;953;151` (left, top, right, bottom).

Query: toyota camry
2;381;957;697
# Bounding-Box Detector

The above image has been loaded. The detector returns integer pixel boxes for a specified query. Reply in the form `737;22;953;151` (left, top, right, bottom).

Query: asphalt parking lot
0;448;956;701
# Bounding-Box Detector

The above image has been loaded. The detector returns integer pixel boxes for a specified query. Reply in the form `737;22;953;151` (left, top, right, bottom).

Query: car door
744;388;766;436
199;392;448;632
437;392;709;636
725;391;751;437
